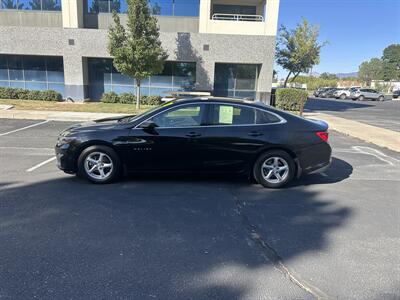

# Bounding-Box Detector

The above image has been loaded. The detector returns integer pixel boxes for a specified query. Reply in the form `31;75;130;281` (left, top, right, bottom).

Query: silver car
351;88;385;101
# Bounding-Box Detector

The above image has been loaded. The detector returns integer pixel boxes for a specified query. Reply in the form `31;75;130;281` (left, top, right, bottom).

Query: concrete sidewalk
1;109;399;152
305;112;400;152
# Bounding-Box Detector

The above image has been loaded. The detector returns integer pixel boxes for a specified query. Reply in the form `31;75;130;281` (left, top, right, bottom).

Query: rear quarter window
256;110;281;124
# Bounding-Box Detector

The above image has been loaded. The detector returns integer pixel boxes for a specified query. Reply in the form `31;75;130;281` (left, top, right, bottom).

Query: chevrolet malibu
55;98;332;188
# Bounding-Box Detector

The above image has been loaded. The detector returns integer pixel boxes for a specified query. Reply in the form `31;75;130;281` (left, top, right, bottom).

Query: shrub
100;92;162;105
100;92;120;103
0;87;62;101
275;88;308;115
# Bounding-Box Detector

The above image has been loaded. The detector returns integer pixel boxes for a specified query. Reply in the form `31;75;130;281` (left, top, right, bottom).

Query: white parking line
26;156;56;172
0;120;49;137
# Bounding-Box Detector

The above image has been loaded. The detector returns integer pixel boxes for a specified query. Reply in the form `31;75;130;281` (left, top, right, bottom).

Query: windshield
127;101;176;123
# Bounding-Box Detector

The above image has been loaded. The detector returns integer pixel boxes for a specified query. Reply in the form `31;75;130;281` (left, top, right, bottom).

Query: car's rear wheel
253;150;295;188
78;145;121;184
340;94;346;100
358;95;365;101
378;95;385;101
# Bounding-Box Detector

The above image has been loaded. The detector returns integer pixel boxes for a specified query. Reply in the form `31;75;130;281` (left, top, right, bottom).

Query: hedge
275;88;308;115
0;87;62;101
101;92;162;106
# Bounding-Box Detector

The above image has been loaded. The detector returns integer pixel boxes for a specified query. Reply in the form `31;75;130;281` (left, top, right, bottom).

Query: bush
100;92;162;106
275;88;308;115
0;87;62;101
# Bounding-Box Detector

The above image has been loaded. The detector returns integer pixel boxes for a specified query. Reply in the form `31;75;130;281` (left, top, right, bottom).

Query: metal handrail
212;13;264;22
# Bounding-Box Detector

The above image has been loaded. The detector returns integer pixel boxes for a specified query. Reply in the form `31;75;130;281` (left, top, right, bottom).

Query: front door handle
186;132;202;138
248;131;263;137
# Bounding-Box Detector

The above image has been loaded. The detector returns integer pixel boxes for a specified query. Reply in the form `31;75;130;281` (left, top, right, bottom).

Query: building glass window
214;63;259;100
88;58;196;101
85;0;199;16
0;0;61;11
0;55;65;97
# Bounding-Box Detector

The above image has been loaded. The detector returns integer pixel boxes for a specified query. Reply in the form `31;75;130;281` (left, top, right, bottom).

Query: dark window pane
48;83;64;96
212;105;256;125
46;56;64;82
0;55;8;81
0;81;9;87
10;81;24;88
25;82;47;90
18;0;32;9
42;0;61;11
256;110;280;124
112;73;134;86
110;0;121;13
151;75;172;87
8;56;24;81
1;0;19;9
24;56;46;82
113;85;134;94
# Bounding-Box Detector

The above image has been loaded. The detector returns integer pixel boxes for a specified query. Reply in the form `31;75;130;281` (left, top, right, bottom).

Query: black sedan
55;98;332;188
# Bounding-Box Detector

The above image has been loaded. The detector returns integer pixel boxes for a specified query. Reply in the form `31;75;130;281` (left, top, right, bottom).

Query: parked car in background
333;88;351;100
55;98;332;188
322;88;339;98
314;88;331;97
350;88;385;101
393;90;400;99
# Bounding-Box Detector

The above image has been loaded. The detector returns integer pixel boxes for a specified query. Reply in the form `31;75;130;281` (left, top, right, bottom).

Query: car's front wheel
78;145;121;184
340;94;346;100
253;150;295;188
358;95;365;101
378;95;385;101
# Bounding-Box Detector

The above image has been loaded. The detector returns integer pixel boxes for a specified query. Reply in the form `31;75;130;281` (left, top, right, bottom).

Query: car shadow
0;164;352;299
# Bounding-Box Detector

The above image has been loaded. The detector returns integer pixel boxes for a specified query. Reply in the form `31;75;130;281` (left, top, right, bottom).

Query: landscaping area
0;99;154;114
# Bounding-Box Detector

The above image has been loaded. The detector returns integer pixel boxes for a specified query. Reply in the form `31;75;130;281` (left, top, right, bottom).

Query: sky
276;0;400;78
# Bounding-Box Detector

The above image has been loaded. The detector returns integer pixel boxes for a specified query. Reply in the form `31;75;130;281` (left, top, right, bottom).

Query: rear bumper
297;142;332;176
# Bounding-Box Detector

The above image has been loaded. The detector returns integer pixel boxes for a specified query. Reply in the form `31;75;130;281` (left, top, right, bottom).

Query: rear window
211;104;281;125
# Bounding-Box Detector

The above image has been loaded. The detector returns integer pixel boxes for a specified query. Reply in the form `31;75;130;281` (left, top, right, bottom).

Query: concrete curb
0;109;127;122
305;112;400;153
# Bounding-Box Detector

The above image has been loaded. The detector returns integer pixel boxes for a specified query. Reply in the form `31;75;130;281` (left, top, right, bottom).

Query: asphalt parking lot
0;119;399;300
305;97;400;132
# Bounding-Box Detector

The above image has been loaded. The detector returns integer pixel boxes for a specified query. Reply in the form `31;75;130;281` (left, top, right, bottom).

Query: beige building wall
61;0;84;28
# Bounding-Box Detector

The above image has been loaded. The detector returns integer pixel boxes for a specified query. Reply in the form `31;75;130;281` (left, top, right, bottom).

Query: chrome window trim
134;101;287;129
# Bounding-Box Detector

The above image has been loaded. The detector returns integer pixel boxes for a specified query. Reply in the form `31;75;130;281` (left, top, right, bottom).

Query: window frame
135;102;286;129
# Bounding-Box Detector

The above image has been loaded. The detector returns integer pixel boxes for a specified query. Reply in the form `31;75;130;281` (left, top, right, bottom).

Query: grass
0;99;155;114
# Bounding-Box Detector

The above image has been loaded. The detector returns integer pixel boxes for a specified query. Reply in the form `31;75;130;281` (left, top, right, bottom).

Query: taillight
316;131;329;142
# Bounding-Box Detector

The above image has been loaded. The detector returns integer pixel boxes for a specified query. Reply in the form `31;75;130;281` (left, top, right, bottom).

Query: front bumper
55;144;77;173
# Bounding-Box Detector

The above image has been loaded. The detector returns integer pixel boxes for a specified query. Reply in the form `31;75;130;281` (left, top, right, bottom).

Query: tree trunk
136;79;141;110
291;71;301;83
283;71;292;87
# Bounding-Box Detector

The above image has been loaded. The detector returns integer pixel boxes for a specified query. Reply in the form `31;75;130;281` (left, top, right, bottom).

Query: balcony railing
212;13;264;22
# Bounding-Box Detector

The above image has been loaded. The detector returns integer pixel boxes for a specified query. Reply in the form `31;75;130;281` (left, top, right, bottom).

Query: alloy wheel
261;157;289;184
84;152;114;180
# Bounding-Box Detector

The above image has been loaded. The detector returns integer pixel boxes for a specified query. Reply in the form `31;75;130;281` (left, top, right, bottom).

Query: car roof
170;97;268;108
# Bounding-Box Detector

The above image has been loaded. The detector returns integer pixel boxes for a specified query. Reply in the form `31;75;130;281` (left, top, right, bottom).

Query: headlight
57;136;77;147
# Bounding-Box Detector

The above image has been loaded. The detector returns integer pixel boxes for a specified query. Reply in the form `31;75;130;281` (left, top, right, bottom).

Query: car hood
62;115;134;134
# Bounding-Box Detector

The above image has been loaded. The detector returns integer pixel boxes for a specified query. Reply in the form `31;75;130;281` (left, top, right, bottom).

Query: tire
378;95;385;101
340;94;346;100
78;145;121;184
358;95;365;101
253;150;296;189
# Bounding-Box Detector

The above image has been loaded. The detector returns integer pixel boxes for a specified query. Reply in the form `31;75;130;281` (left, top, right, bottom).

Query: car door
370;89;379;100
123;103;208;171
196;103;283;172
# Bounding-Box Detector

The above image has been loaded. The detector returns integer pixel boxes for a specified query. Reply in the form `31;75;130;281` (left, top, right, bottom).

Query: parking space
0;118;399;299
306;97;400;132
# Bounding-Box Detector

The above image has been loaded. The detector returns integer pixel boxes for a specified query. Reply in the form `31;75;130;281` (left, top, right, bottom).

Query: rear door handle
186;132;202;138
248;131;263;137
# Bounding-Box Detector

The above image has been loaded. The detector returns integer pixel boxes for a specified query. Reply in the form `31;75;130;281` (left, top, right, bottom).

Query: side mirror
139;120;157;131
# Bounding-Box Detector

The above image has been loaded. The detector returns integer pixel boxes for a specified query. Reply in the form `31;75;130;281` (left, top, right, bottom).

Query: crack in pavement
232;194;331;300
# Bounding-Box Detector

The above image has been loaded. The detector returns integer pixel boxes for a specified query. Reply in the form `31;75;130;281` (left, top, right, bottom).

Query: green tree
358;58;384;86
320;72;338;80
276;19;326;87
108;0;167;109
382;44;400;81
151;2;161;15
